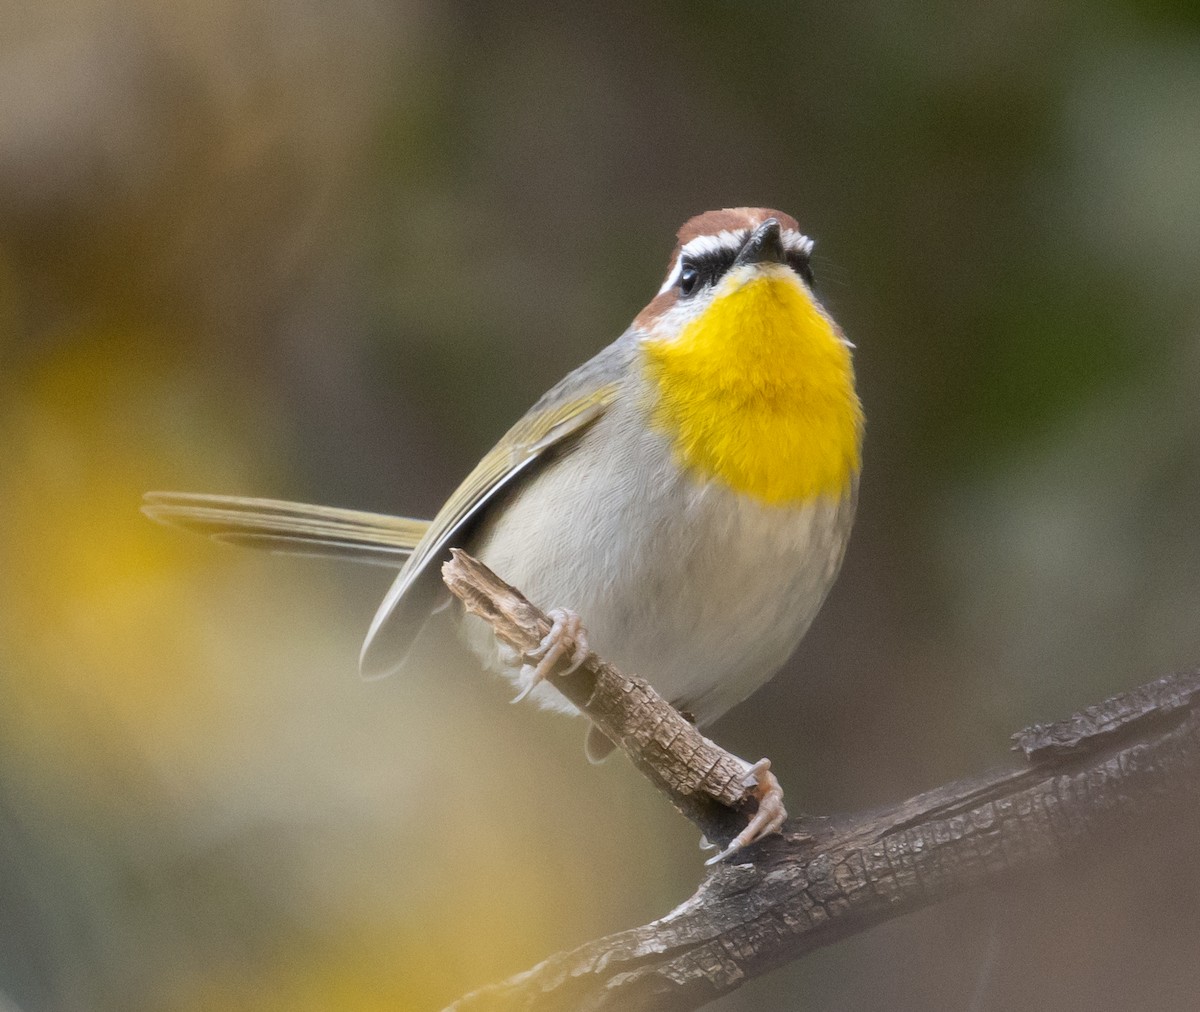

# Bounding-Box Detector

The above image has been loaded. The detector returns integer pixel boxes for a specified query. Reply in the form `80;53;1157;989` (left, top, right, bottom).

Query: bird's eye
678;265;700;296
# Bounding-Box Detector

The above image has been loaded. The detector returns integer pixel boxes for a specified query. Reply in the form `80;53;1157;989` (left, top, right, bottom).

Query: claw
510;674;537;705
511;608;590;704
704;757;788;865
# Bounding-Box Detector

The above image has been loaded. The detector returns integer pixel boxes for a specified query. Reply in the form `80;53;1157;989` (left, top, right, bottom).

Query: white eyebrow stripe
680;229;746;259
783;231;815;256
658;256;683;295
682;228;814;261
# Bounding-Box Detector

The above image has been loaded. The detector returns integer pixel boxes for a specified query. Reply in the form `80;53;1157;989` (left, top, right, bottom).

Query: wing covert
359;338;631;679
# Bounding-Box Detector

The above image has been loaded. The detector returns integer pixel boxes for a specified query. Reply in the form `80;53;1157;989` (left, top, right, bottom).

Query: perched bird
145;207;863;860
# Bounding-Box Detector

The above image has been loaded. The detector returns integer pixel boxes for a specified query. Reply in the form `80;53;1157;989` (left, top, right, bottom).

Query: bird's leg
511;608;590;704
705;757;789;865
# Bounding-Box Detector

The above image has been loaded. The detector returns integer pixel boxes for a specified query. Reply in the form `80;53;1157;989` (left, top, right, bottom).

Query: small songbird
145;208;863;860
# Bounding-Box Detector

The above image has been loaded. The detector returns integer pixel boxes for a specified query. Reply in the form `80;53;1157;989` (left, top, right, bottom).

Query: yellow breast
642;270;863;505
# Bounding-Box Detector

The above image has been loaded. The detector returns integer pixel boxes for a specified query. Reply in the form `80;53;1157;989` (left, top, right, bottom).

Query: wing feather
359;361;625;678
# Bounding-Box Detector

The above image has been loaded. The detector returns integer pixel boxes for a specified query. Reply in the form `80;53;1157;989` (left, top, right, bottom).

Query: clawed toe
511;608;591;704
705;757;788;865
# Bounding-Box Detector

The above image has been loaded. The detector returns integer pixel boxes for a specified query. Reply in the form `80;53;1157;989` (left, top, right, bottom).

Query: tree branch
442;549;769;849
441;551;1200;1011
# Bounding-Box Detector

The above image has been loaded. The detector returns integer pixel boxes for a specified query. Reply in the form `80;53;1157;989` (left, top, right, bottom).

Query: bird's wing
142;492;430;567
359;340;630;679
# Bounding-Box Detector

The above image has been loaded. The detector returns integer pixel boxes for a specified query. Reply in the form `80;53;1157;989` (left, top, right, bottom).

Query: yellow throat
643;269;862;505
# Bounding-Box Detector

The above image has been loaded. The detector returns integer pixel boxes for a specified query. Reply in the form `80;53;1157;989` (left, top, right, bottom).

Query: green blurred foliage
1;1;1199;1009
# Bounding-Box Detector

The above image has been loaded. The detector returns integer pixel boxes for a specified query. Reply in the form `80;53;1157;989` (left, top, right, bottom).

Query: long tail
142;492;431;567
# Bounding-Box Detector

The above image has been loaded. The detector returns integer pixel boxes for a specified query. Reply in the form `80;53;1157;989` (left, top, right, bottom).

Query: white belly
463;395;856;727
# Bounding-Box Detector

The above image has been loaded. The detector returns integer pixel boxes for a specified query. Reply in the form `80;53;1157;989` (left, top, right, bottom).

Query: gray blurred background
1;2;1199;1009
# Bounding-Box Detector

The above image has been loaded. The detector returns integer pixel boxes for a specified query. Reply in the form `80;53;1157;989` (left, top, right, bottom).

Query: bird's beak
733;218;785;268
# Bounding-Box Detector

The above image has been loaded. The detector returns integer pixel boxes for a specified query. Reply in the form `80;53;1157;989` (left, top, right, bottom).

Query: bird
144;207;863;861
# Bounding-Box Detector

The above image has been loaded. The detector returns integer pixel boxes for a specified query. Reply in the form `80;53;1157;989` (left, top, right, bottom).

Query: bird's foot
705;757;788;865
511;608;590;704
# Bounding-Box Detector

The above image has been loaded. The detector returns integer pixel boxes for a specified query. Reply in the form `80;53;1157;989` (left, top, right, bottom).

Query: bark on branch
441;551;1200;1011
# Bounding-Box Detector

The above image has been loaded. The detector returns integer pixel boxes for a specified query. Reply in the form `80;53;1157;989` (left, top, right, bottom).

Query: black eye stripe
787;249;814;286
677;235;815;296
678;248;739;295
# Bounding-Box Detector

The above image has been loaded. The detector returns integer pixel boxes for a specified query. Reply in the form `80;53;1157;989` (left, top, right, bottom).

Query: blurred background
1;2;1199;1009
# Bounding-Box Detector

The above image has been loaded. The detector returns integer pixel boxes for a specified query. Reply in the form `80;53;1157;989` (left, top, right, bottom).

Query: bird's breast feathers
641;267;862;506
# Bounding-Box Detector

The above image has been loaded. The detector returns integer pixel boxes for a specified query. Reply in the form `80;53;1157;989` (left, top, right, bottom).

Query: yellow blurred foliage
0;325;267;766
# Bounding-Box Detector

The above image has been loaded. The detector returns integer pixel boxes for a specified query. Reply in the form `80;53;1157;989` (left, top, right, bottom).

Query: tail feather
142;491;431;567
